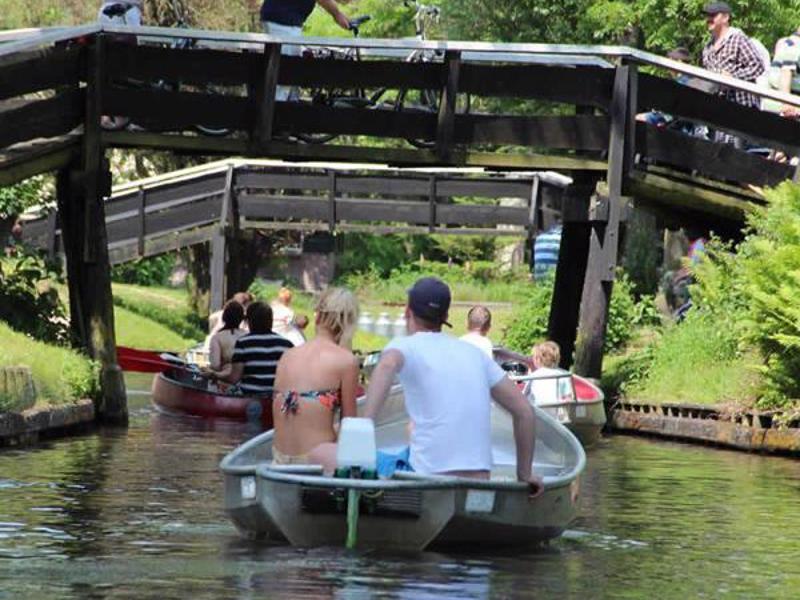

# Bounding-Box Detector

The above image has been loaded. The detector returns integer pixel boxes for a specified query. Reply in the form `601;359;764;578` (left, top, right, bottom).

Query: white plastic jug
357;312;374;333
391;313;407;338
336;417;377;470
374;312;391;337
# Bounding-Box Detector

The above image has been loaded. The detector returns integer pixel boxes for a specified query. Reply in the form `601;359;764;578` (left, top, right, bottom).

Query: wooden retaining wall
610;401;800;455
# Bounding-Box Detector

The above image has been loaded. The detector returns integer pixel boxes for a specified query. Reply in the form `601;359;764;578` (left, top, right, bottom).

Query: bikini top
276;389;342;414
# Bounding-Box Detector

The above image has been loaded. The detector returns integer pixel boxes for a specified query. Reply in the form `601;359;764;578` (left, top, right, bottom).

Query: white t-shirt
528;367;574;406
270;301;295;337
459;331;494;357
384;332;507;474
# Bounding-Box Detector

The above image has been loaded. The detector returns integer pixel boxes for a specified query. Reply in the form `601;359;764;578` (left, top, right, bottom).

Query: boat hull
221;387;585;550
152;370;273;427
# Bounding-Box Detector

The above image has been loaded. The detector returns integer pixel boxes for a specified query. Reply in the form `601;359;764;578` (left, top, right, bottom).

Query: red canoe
117;345;175;373
152;369;273;427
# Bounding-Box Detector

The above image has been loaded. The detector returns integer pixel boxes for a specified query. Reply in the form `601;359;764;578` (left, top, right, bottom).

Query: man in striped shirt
533;224;562;280
226;302;294;396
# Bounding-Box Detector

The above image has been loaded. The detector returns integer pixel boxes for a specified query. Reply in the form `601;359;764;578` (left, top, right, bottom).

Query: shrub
0;251;69;344
111;254;177;287
502;270;652;357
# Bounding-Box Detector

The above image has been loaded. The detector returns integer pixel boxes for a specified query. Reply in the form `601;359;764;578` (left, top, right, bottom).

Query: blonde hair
532;341;561;369
277;287;293;304
316;287;359;348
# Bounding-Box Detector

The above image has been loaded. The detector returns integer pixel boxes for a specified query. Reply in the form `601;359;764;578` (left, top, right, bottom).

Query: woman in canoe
202;299;247;382
272;287;360;473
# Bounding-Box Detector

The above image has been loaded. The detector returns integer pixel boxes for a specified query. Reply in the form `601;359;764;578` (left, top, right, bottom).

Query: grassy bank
603;316;763;407
0;321;97;410
112;283;205;343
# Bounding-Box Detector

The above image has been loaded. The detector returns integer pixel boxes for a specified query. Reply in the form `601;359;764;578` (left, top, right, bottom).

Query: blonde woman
272;288;360;473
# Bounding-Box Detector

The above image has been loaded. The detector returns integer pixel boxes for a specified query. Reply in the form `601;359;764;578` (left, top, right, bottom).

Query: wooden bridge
23;158;569;310
3;24;800;421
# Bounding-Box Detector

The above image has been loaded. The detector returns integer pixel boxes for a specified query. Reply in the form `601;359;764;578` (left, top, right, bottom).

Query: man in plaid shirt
701;2;766;145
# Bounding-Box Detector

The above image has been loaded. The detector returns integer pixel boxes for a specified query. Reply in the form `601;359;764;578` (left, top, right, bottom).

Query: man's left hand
525;474;545;500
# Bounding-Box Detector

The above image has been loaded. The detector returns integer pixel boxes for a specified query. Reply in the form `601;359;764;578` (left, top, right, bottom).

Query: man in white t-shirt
459;305;494;357
364;277;542;494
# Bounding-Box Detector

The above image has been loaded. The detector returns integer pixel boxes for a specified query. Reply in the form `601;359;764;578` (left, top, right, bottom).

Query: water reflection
1;379;800;598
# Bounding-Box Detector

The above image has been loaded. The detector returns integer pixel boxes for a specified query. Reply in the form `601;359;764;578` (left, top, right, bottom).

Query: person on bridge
260;0;352;100
701;2;766;144
363;276;543;497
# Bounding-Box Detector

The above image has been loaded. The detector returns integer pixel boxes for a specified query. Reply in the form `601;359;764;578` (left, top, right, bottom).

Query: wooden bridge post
574;63;637;378
251;43;282;151
436;51;461;162
58;33;127;423
547;175;596;369
210;164;235;313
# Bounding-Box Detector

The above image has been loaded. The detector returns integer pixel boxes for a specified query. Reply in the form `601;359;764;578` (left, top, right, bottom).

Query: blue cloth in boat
376;447;413;478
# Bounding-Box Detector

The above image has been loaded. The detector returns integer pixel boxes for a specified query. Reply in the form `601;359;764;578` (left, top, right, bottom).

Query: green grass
112;283;205;342
613;317;762;407
0;321;98;408
114;305;197;351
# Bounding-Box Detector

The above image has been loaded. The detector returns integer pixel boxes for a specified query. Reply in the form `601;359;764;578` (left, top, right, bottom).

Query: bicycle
296;0;471;148
101;0;235;136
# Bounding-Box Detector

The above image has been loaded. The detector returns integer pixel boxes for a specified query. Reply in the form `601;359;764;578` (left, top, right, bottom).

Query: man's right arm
316;0;350;30
363;349;404;421
491;376;540;492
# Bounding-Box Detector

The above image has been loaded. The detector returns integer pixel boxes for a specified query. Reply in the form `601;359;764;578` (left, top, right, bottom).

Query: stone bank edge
610;401;800;455
0;399;95;448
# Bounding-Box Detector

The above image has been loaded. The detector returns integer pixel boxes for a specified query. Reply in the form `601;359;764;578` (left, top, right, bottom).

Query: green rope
346;488;360;549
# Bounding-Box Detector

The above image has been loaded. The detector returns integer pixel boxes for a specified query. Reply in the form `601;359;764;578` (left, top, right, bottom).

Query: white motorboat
220;386;585;551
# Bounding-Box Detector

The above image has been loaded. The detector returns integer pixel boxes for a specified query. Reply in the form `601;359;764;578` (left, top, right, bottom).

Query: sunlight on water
1;379;799;598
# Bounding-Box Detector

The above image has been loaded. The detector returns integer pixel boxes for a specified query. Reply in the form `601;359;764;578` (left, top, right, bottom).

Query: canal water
1;374;799;599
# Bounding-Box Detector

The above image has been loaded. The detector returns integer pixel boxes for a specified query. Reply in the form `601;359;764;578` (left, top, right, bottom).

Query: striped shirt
533;225;562;280
231;332;294;395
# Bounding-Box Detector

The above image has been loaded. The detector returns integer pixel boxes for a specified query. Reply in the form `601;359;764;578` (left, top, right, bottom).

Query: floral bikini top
276;389;342;414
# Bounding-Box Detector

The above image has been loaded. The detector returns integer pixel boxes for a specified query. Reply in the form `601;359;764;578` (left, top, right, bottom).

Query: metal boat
152;368;273;426
519;372;607;448
493;347;607;447
220;386;585;550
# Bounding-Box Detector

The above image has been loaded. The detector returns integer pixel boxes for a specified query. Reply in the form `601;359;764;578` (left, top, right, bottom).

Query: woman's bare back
272;339;359;456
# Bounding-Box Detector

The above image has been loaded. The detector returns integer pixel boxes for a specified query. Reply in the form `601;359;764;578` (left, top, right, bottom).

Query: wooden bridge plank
102;85;250;131
279;55;444;90
0;90;84;149
459;63;613;109
103;130;609;171
238;194;329;221
437;204;529;226
636;123;792;188
638;73;800;155
0;44;83;101
454;114;609;150
0;135;80;186
105;41;253;86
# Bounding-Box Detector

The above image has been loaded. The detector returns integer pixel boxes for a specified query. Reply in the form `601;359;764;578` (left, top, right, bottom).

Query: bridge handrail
97;23;800;110
0;24;99;57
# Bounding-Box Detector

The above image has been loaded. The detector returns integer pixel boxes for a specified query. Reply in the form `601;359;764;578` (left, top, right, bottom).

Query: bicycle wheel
395;88;471;149
193;83;233;137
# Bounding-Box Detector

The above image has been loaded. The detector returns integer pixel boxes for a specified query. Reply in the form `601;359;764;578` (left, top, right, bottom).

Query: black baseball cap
703;2;732;15
408;277;452;327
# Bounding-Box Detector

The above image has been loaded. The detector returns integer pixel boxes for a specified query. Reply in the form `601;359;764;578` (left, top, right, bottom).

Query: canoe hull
152;370;273;427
